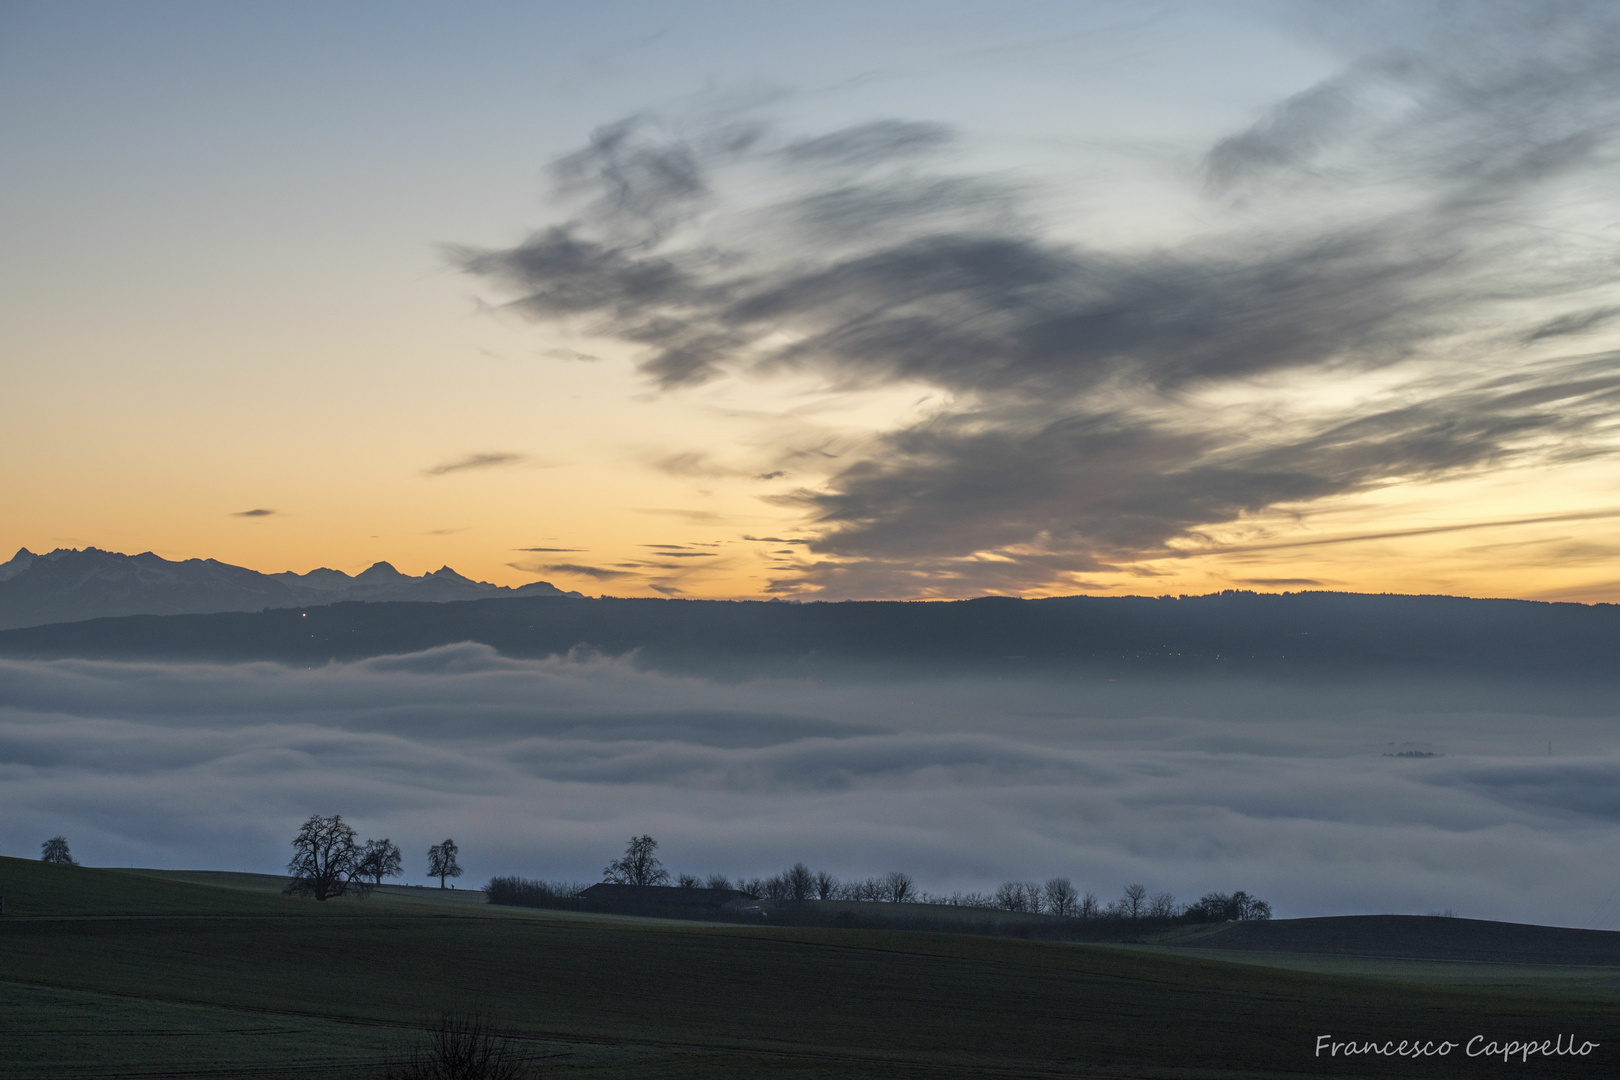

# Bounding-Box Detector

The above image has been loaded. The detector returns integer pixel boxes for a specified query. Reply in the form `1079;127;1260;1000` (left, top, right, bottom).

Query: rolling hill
3;856;1617;1078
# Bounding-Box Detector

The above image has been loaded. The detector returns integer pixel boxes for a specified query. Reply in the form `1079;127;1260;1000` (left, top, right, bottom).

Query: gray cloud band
454;4;1620;595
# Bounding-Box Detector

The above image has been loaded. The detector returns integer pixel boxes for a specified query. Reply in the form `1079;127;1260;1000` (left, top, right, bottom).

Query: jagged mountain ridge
0;547;580;630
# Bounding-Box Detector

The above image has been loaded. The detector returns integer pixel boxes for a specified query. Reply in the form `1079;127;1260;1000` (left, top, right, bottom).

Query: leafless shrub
380;1011;531;1080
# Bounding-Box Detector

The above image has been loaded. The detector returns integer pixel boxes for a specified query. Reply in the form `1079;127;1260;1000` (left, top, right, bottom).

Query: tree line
488;835;1272;923
281;814;464;900
33;826;1272;922
30;819;463;903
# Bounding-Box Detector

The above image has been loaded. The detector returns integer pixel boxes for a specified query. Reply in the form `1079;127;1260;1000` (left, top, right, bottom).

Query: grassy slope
3;858;1618;1079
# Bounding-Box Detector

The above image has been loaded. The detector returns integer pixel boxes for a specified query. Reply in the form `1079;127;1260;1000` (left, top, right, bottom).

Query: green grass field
3;856;1616;1079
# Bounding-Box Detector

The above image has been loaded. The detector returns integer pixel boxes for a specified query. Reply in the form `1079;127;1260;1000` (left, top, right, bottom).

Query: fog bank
2;644;1616;926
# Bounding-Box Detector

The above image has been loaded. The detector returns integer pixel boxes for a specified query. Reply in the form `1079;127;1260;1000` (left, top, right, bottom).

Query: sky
5;647;1619;925
4;0;1620;602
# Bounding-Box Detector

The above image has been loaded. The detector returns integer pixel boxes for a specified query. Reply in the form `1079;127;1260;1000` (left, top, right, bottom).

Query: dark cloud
457;6;1620;596
232;509;276;518
3;648;1617;922
423;452;527;477
514;547;584;553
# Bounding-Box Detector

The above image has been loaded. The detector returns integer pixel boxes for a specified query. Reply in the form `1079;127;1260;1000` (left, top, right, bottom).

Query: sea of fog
2;642;1617;927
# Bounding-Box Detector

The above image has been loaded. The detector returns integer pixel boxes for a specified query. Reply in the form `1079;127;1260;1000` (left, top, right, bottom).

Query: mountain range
0;547;581;631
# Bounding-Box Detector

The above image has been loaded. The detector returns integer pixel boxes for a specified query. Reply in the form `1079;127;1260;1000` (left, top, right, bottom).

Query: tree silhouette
813;870;840;900
427;839;463;888
883;870;916;903
1189;890;1272;921
1043;877;1079;916
783;863;815;901
286;815;366;901
358;838;403;886
1120;883;1148;920
603;835;669;886
40;836;76;865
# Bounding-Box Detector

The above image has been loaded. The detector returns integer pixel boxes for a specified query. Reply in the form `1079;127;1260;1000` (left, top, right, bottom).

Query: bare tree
1148;891;1179;919
740;876;766;898
427;838;463;889
704;873;733;890
784;862;815;902
1043;877;1079;917
883;871;916;903
358;838;403;886
813;870;839;900
1198;893;1270;926
995;880;1043;912
676;872;701;888
1188;890;1272;922
1078;891;1100;919
1120;883;1148;920
40;836;76;865
762;872;793;900
840;876;886;901
287;814;366;901
602;835;669;886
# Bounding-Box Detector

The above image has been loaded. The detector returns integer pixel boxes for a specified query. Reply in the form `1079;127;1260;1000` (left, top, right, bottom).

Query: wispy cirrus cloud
422;452;528;477
231;509;277;518
521;562;634;580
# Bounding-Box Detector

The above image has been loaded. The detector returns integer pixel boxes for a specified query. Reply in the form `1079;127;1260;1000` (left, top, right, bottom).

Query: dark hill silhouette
1175;914;1620;966
0;547;580;630
0;588;1615;683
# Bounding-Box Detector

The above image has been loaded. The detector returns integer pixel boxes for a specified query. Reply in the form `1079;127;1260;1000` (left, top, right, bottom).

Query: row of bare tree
597;836;1270;921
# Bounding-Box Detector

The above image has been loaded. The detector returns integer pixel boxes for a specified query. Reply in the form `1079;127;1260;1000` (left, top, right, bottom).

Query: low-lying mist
2;642;1616;927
